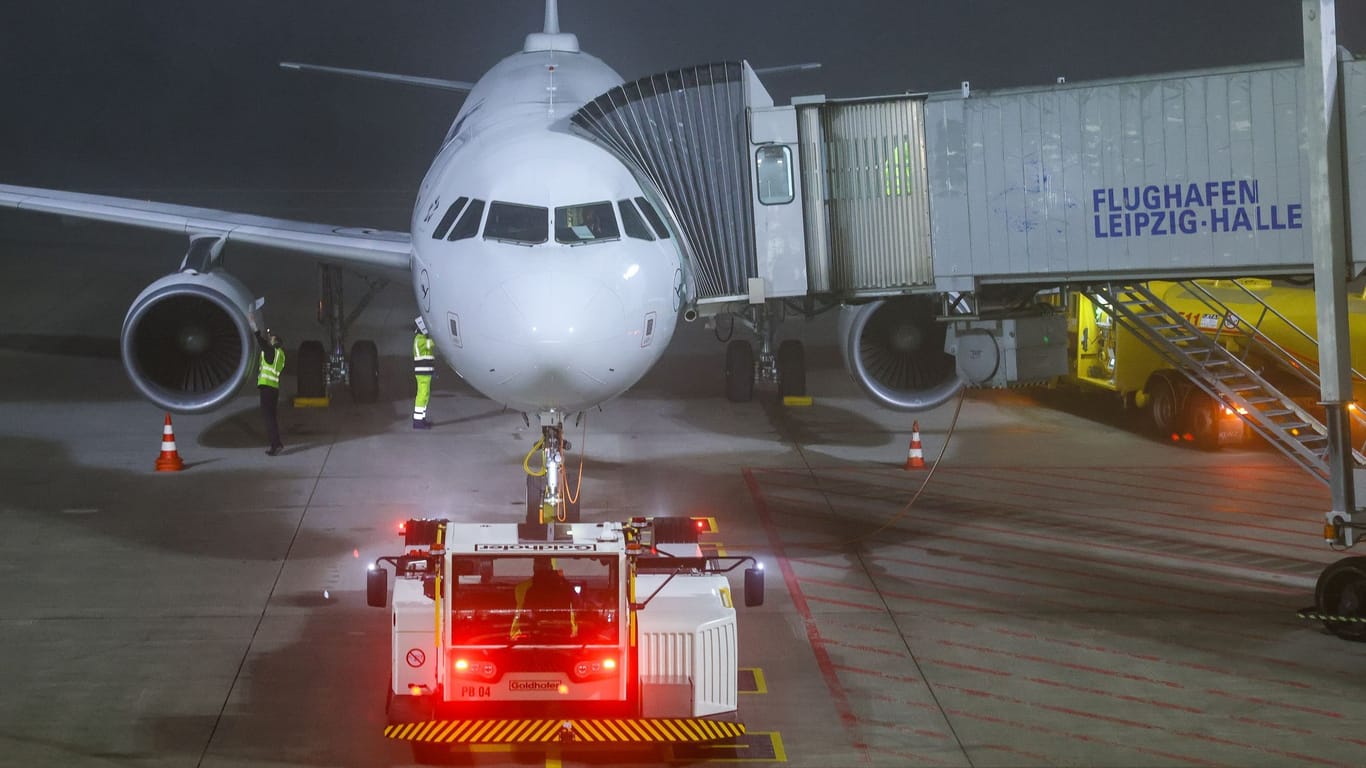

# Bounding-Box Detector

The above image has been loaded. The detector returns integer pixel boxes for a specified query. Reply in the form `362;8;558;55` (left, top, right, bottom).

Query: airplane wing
0;183;411;273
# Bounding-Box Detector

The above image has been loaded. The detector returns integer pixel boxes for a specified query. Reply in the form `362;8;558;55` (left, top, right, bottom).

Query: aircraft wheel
724;340;754;402
349;339;379;403
1145;373;1180;440
1315;557;1366;641
297;340;326;398
777;339;807;398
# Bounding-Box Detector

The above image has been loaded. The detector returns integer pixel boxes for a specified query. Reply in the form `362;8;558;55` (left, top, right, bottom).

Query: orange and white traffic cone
155;413;184;472
904;421;925;470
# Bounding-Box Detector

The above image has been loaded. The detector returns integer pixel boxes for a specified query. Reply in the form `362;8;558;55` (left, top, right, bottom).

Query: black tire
1315;556;1366;641
777;339;807;398
348;339;379;403
724;340;754;402
410;741;447;765
1184;393;1222;451
525;473;547;525
1145;373;1180;439
296;340;327;398
653;515;700;544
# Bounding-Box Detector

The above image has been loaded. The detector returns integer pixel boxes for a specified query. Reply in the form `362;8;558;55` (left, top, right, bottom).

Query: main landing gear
296;264;389;403
524;412;581;525
720;303;807;403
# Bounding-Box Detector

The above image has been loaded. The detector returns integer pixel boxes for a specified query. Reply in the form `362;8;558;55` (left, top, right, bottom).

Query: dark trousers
259;385;282;449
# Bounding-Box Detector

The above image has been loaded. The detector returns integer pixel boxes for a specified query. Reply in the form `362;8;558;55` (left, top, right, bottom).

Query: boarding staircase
1083;282;1366;485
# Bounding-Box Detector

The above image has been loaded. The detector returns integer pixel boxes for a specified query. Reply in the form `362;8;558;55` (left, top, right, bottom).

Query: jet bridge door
571;61;807;304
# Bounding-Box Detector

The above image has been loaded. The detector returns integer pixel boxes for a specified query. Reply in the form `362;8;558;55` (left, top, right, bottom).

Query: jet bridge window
755;145;794;205
555;201;619;245
617;199;654;241
484;201;548;245
633;196;671;239
448;198;485;241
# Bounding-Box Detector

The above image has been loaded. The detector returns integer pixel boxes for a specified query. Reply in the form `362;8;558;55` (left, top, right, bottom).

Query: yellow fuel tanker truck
1060;279;1366;448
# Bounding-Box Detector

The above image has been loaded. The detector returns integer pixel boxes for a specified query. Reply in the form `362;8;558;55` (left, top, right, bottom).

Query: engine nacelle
838;296;963;411
121;270;256;414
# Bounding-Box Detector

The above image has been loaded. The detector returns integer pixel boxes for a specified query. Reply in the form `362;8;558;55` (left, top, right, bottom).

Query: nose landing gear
524;414;581;524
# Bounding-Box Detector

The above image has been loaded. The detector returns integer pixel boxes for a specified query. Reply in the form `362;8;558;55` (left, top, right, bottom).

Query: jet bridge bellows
571;62;756;301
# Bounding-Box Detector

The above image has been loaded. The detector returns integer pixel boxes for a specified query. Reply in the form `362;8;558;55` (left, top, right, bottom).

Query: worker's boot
413;418;431;430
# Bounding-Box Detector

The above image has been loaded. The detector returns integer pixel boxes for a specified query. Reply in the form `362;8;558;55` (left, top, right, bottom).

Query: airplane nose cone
496;273;626;349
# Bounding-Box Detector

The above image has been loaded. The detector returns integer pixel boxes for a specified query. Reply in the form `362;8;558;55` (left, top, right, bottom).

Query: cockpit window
633;196;671;239
485;201;548;245
431;196;469;240
617;199;654;241
555;202;620;245
448;198;485;241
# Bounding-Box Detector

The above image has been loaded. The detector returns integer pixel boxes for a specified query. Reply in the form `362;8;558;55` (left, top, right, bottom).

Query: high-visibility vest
413;333;435;375
258;348;285;388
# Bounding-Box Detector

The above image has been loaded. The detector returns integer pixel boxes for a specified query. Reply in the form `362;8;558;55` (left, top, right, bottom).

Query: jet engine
121;270;256;413
838;296;963;411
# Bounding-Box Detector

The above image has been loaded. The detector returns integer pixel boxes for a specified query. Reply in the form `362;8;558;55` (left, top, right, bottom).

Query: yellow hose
523;438;547;477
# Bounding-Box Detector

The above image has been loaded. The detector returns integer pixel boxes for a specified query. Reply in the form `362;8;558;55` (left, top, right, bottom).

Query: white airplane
0;1;694;524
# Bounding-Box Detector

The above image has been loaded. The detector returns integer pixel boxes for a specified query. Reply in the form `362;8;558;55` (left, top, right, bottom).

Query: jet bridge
571;28;1366;635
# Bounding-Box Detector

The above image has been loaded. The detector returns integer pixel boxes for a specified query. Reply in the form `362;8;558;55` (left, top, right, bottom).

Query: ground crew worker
250;313;286;456
413;316;435;429
510;557;577;640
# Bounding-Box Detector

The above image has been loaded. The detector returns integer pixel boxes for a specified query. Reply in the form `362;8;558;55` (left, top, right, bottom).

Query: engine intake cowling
838;296;963;411
121;270;256;414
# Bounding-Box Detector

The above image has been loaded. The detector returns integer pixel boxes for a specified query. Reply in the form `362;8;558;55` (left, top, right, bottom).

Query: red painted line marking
825;638;908;658
923;657;1012;677
868;692;1219;767
801;593;886;612
1170;728;1355;768
869;551;1233;614
800;575;1010;614
865;746;958;766
938;639;1183;689
1204;688;1344;719
1030;465;1324;518
1231;716;1313;735
935;469;1322;552
938;683;1160;729
931;618;1315;694
830;663;923;685
979;744;1055;763
743;469;869;764
1024;676;1203;714
760;488;1325;590
858;719;948;740
872;538;1303;606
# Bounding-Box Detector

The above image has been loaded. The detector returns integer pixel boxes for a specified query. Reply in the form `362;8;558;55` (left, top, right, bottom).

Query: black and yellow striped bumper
384;718;745;744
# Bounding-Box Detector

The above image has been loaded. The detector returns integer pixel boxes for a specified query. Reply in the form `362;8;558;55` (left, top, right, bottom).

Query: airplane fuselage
408;37;683;415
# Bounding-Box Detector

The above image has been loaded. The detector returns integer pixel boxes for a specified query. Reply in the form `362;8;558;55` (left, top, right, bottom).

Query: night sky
1;1;1363;196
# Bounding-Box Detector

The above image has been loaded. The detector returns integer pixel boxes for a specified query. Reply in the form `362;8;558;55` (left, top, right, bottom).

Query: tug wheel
1315;556;1366;642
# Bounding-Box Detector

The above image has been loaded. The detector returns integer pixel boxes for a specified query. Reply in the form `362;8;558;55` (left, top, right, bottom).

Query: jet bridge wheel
725;340;754;402
348;339;379;403
296;341;327;398
777;339;807;398
1315;556;1366;642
